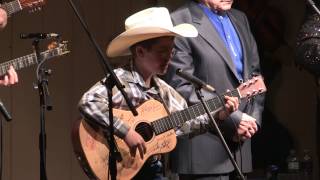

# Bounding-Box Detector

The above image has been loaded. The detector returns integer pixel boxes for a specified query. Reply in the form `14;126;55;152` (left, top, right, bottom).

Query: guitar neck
0;53;37;76
0;48;61;76
151;89;240;135
1;0;22;16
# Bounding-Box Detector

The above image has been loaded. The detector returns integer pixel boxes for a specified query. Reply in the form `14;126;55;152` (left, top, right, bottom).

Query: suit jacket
164;1;265;174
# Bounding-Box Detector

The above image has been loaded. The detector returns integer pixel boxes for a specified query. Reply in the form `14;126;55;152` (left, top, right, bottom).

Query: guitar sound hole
135;122;154;142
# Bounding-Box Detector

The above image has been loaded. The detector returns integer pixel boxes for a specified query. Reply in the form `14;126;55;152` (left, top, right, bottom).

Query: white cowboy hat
106;7;198;57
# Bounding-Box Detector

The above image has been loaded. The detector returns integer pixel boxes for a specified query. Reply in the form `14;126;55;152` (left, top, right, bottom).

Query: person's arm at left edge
0;7;8;30
0;66;18;86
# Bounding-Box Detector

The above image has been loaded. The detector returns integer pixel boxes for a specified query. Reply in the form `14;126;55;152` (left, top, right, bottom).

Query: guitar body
72;100;177;180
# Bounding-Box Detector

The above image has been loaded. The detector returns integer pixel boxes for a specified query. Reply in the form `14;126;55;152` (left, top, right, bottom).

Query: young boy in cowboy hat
78;7;239;179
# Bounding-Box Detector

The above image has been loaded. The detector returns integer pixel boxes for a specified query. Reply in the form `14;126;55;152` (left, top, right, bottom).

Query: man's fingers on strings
142;141;147;154
10;66;18;83
138;144;145;159
8;68;16;85
130;146;137;157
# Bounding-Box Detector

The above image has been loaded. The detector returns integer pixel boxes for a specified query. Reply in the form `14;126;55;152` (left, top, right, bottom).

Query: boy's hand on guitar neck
216;95;239;120
124;128;147;159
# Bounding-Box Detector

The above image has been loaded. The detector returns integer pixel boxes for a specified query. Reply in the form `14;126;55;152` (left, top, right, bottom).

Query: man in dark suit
164;0;265;179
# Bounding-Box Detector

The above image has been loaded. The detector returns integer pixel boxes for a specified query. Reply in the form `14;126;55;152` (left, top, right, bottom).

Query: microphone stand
194;86;245;180
66;1;138;180
0;101;12;180
0;101;12;122
33;39;53;180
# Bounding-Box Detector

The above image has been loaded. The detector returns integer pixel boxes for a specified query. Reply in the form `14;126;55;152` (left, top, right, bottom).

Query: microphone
307;0;320;16
0;100;12;122
20;33;60;39
176;69;215;92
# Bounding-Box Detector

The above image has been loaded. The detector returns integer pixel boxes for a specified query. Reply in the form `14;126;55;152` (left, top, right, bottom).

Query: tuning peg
242;82;248;88
252;90;258;95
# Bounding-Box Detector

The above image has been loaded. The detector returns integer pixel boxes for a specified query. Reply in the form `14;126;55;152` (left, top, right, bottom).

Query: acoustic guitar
0;0;45;16
72;76;266;180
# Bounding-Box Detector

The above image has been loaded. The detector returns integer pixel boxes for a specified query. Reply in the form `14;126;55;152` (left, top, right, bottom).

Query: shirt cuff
115;123;130;139
228;110;242;126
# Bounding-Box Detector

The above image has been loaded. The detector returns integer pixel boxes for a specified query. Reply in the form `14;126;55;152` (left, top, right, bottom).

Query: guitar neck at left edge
0;53;37;76
1;0;45;16
0;42;70;76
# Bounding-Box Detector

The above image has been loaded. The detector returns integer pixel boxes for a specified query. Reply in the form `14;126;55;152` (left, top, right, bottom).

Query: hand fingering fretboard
0;48;60;76
151;89;240;135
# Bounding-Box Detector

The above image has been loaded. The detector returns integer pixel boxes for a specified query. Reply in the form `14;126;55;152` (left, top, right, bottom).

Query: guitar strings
124;89;243;135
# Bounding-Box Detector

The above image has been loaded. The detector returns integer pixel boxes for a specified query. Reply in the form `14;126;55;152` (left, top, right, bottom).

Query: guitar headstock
19;0;46;12
47;41;70;56
238;75;267;99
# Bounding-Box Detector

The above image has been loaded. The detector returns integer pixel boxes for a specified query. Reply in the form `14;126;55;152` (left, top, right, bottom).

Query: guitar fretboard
0;53;37;76
151;89;240;135
0;47;65;76
1;0;22;16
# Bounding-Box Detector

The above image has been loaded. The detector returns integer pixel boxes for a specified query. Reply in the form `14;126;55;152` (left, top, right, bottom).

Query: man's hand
123;128;146;159
233;113;258;142
0;66;18;86
216;95;239;120
0;8;8;30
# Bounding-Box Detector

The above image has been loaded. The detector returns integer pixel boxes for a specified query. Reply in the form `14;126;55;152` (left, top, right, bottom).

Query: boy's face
136;36;175;76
